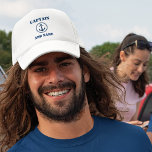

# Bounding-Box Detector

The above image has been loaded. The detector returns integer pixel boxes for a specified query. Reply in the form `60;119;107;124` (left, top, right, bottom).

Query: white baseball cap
12;9;81;70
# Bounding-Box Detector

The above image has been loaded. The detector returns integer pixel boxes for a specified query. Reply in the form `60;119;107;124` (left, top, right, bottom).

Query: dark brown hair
112;33;151;97
0;48;122;151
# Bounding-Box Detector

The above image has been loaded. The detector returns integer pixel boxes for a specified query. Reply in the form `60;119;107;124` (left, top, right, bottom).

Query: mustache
38;82;76;94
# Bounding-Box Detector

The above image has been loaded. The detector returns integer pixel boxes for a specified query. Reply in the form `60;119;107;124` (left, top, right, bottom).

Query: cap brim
17;40;80;70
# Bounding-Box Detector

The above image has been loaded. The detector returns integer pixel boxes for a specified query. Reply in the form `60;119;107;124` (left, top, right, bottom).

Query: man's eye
35;67;47;72
60;62;71;67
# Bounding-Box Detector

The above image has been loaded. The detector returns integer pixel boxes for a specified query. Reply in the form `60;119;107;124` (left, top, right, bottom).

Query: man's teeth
48;90;69;96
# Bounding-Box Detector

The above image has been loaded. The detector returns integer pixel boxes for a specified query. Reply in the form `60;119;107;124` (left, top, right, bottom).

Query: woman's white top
116;80;145;122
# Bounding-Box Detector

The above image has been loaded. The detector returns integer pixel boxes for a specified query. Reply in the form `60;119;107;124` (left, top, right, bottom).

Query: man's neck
37;104;94;139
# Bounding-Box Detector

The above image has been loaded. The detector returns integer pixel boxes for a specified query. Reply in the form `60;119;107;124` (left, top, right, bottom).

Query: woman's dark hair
112;33;151;97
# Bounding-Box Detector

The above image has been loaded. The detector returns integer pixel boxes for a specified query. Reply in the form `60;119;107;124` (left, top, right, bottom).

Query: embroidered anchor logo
36;22;48;33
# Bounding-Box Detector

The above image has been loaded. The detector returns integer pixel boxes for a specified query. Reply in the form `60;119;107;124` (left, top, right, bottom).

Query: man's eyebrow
28;55;75;68
54;55;75;63
29;61;48;68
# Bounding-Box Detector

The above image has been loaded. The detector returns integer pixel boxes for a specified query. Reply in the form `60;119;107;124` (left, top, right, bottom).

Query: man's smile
46;89;70;97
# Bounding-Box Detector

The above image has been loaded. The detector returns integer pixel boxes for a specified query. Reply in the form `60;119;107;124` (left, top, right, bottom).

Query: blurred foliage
0;50;12;71
90;42;119;59
0;30;12;71
0;30;12;52
89;42;120;65
147;55;152;82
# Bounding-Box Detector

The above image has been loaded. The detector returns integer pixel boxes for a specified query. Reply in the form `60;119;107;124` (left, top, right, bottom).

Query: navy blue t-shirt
8;116;152;152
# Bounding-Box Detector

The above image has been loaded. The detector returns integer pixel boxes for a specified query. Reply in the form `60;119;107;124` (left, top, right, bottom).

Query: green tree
0;30;12;71
0;50;12;71
89;42;119;59
0;30;12;52
147;55;152;82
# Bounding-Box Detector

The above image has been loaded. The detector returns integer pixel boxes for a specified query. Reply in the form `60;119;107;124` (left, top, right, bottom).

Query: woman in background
112;33;151;126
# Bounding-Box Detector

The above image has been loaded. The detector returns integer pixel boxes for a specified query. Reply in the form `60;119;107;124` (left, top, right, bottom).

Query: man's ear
83;65;90;83
120;50;126;62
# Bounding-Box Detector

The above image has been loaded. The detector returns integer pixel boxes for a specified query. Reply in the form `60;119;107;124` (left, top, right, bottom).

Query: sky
0;0;151;51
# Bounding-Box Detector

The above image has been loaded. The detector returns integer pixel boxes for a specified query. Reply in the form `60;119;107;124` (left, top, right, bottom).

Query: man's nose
46;68;64;84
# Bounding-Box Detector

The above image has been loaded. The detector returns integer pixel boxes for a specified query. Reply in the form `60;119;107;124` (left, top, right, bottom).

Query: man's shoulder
8;137;26;152
8;129;36;152
94;116;152;151
95;115;143;132
94;116;151;141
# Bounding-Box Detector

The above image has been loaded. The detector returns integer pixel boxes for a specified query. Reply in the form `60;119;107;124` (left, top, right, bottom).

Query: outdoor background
0;0;152;80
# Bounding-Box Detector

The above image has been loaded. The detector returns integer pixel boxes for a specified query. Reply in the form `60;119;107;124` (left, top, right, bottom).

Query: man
0;9;151;152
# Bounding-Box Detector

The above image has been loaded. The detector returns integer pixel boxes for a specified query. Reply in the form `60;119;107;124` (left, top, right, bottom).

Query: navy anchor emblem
36;22;48;33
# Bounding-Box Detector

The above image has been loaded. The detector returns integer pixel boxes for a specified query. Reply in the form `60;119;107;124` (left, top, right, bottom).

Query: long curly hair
0;47;123;151
112;33;151;97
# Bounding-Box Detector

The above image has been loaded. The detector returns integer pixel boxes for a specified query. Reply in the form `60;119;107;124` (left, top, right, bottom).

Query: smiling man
28;52;87;123
0;9;152;152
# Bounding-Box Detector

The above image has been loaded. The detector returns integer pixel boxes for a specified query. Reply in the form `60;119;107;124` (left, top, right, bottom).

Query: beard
30;74;86;122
